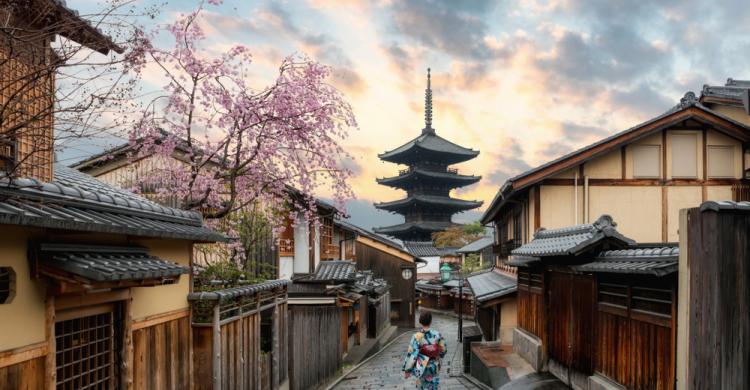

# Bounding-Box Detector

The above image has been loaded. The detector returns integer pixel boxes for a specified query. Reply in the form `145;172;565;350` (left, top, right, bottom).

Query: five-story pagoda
374;69;482;241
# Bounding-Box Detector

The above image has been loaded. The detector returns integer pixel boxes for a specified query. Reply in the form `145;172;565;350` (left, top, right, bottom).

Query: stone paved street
332;311;481;389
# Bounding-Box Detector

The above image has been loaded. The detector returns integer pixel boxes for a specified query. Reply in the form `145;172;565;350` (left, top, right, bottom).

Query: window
671;134;697;178
0;267;14;304
707;145;735;178
632;145;661;178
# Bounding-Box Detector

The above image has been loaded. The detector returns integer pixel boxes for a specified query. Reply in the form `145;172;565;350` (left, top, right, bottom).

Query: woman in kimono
402;312;447;389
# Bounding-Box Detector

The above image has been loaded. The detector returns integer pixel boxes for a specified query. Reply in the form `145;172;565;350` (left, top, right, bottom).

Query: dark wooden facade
288;305;341;390
354;239;416;327
516;266;677;389
686;205;750;389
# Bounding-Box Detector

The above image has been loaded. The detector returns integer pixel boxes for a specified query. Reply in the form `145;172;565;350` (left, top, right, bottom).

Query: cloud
387;0;502;60
486;139;533;186
607;83;673;118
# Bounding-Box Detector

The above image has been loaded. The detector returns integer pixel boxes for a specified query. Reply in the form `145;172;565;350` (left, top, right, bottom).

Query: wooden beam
132;308;190;330
212;303;221;390
533;186;540;232
662;130;668;180
662;187;668;242
541;178;744;186
621;146;626;179
0;342;47;369
44;295;55;390
122;296;134;390
55;288;130;310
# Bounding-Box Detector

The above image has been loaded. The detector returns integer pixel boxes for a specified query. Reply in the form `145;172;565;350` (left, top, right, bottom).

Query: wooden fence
686;205;750;389
189;281;289;390
288;305;342;390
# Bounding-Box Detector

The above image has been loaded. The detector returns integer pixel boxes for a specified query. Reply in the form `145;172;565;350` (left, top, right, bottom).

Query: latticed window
320;216;336;260
55;306;120;390
0;267;14;304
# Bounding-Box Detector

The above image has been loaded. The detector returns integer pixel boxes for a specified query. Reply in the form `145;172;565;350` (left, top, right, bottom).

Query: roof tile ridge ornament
592;214;615;230
423;68;435;135
679;91;698;108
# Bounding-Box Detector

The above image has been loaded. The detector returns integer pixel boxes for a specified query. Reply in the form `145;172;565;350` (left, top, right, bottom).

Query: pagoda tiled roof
378;132;479;165
377;168;481;189
373;221;457;236
374;195;483;212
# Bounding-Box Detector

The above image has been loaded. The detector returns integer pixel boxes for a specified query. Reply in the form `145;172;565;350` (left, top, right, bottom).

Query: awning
572;247;679;277
467;268;517;304
35;243;188;284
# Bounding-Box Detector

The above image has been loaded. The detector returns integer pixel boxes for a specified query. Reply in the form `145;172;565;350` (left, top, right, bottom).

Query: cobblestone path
332;312;481;390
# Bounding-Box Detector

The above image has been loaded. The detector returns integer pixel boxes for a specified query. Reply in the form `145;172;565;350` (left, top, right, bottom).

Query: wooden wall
687;207;750;390
517;268;545;338
0;355;44;390
133;315;191;390
354;241;415;327
368;293;390;339
288;305;341;390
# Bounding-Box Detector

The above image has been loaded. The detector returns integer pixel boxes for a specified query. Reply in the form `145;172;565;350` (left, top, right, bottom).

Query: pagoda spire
423;68;434;134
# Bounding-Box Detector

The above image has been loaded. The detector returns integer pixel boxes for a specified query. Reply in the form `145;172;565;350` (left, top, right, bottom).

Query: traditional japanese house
0;2;233;389
482;90;750;268
334;220;422;327
287;260;390;390
374;69;482;241
466;268;517;344
508;215;679;390
415;276;474;318
456;236;495;267
403;241;459;280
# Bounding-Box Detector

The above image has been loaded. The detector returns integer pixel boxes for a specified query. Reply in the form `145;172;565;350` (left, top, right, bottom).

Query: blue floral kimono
402;328;447;389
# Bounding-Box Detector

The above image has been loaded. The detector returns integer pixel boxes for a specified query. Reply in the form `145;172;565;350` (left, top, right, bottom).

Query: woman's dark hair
419;311;432;326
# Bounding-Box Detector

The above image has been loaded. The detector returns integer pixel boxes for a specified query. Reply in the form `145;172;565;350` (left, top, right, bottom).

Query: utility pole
457;266;463;342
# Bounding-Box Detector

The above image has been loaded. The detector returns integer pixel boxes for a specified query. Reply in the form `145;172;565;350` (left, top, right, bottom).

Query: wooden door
547;272;596;377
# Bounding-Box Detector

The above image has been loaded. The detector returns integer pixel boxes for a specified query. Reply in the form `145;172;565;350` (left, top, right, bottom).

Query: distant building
374;69;482;241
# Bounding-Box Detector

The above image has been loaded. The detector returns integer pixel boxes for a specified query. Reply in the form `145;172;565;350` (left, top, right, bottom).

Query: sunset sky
63;0;750;230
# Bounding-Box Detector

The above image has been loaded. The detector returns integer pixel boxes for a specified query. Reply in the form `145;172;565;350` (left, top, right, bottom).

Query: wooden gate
547;272;595;381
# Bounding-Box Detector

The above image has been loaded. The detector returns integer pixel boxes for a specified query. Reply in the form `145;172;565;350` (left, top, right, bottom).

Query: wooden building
374;69;482;241
466;268;517;344
336;220;422;327
507;215;679;390
287;260;390;389
482;91;750;266
456;237;495;267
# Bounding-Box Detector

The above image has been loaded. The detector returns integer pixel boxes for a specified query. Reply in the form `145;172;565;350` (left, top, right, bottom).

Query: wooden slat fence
133;315;191;390
288;305;342;390
189;282;288;390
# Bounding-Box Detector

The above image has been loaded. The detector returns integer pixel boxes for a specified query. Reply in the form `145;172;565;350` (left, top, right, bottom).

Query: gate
547;271;595;384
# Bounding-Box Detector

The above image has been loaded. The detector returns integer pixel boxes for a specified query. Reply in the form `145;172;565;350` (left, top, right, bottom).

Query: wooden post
44;295;55;390
272;301;279;389
255;293;261;390
122;296;134;390
212;303;221;390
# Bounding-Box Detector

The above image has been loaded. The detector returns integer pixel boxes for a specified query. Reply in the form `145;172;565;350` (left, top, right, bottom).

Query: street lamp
440;263;452;282
457;265;463;342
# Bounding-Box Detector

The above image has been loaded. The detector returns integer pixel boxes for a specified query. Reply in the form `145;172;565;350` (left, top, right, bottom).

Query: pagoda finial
423;68;434;134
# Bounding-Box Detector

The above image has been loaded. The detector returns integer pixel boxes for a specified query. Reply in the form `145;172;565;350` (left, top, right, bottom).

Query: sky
62;0;750;230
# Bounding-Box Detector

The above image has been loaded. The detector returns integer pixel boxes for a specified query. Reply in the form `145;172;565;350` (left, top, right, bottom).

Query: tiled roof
700;78;750;105
510;215;634;258
467;268;517;303
0;165;224;242
700;200;750;212
375;221;457;236
375;195;482;212
379;132;479;164
352;271;389;295
377;168;481;189
311;261;357;282
38;244;188;282
457;236;494;253
573;246;678;276
481;91;750;224
188;279;290;301
403;241;459;257
37;0;124;54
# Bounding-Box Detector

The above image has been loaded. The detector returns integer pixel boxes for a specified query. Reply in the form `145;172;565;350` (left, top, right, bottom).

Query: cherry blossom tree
124;2;357;243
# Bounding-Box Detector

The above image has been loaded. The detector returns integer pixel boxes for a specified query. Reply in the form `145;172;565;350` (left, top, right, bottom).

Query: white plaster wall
279;256;294;280
293;217;310;274
419;256;440;274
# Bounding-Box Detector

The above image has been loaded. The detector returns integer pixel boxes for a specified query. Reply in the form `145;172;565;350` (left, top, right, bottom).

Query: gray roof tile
457;236;494;253
403;241;459;257
0;165;224;242
379;132;479;164
38;244;188;282
375;194;482;212
312;261;357;281
700;200;750;212
510;215;634;258
188;279;290;301
573;246;678;276
467;268;517;303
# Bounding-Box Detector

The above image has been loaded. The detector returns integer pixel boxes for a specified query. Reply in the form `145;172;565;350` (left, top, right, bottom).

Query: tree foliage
432;221;485;248
462;253;482;274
